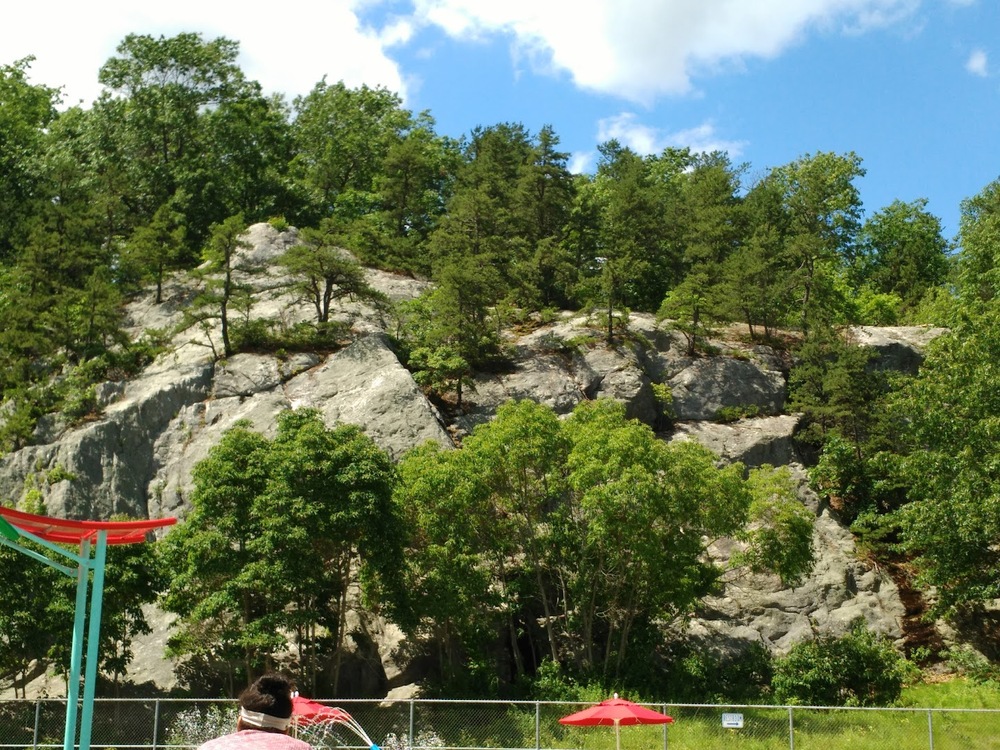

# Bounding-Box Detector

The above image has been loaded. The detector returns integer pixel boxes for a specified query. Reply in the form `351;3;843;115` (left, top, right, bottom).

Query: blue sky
5;0;998;241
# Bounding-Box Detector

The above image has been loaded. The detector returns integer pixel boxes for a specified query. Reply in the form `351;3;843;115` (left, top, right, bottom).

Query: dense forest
2;30;1000;706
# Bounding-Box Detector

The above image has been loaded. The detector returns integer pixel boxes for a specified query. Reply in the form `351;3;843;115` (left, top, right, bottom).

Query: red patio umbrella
559;695;673;750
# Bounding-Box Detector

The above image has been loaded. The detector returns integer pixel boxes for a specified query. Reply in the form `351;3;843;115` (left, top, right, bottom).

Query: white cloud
3;0;409;107
409;0;921;104
569;151;595;174
596;113;747;157
966;48;989;76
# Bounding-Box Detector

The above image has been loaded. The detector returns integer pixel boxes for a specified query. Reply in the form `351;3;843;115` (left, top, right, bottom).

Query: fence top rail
3;697;1000;714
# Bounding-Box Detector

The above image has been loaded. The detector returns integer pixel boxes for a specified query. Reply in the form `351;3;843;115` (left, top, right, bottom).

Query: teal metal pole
64;538;92;750
78;531;107;750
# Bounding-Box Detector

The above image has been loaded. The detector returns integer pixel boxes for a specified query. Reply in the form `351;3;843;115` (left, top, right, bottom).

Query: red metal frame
0;506;175;544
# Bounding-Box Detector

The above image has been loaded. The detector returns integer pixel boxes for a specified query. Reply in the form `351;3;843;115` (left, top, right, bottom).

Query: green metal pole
78;531;108;750
64;538;92;750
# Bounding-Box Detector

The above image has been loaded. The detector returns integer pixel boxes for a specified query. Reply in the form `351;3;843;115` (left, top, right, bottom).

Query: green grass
547;679;1000;750
900;676;1000;708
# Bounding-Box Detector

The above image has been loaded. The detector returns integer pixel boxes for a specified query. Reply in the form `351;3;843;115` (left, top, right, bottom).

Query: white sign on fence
721;712;744;729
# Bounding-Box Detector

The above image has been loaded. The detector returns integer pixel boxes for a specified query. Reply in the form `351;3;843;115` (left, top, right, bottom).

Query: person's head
236;674;295;734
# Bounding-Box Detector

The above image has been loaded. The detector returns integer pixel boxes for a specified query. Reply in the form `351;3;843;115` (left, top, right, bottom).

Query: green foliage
397;398;814;693
715;404;761;423
160;409;406;695
887;305;1000;615
789;329;883;450
853;289;903;325
854;199;949;311
395;258;506;407
278;217;387;323
0;57;60;257
942;646;1000;685
772;620;908;706
664;642;774;703
736;465;815;587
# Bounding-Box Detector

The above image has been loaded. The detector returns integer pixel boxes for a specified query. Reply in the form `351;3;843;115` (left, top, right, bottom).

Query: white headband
240;707;291;731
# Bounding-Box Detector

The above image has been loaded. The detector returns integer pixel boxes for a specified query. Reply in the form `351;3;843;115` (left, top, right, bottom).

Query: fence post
152;700;161;750
927;709;934;750
788;707;795;750
409;700;415;749
33;700;41;750
535;702;541;750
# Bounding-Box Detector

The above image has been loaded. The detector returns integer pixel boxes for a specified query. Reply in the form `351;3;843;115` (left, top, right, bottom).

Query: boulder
671;414;803;468
848;325;947;374
688;466;905;655
668;356;786;421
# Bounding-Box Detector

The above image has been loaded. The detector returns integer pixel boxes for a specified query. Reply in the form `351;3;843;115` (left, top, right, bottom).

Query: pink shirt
199;730;312;750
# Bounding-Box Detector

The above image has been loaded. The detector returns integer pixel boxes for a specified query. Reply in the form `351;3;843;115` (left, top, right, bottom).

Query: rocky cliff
0;223;946;696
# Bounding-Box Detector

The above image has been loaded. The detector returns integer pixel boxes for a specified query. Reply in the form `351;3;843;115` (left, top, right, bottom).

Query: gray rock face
690;467;906;654
149;334;451;519
0;223;940;697
672;414;802;468
0;357;214;520
669;356;786;421
849;325;947;374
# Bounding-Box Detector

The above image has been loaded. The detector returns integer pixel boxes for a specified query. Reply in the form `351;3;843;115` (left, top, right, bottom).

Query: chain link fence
2;699;1000;750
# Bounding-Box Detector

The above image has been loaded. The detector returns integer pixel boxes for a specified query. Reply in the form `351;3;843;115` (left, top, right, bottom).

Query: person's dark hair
239;674;294;719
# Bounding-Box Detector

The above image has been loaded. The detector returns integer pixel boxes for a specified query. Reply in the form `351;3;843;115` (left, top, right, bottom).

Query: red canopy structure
0;506;175;750
291;695;353;725
0;506;175;544
290;695;379;749
560;696;674;750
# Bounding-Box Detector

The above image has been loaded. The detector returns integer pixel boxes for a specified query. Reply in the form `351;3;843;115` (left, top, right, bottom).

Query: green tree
0;541;59;696
125;198;187;303
159;422;275;693
367;118;458;273
161;411;405;695
574;143;686;343
772;619;907;706
722;175;797;339
291;80;412;218
263;409;405;694
396;257;504;408
737;466;815;586
560;400;753;678
427;122;536;297
856;199;949;312
395;441;500;690
888;305;1000;615
396;398;813;689
200;87;298;226
0;57;60;257
956;177;1000;306
514;125;577;308
94;33;260;250
461;400;570;670
189;214;251;358
769;152;865;334
278;218;386;324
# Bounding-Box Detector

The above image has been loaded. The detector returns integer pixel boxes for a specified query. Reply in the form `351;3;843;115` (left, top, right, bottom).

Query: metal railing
2;698;1000;750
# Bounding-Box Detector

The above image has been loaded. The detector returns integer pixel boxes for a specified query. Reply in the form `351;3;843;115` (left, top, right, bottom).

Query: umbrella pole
615;720;620;750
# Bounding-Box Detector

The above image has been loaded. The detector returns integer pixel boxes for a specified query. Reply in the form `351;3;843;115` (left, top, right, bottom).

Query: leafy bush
662;642;774;704
943;646;1000;684
267;216;290;232
230;319;349;354
772;619;908;706
715;404;761;423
